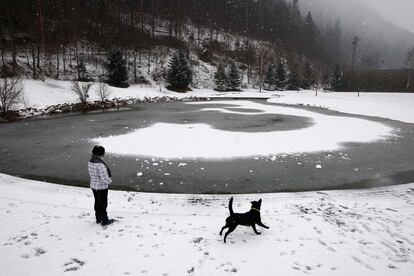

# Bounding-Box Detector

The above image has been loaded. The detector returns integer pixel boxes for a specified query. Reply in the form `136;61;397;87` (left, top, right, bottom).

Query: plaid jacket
88;161;112;190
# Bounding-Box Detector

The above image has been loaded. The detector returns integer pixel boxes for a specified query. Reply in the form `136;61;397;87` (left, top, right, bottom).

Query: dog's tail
228;197;234;216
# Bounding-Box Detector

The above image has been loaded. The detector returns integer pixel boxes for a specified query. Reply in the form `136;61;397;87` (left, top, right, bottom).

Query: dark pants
92;189;108;223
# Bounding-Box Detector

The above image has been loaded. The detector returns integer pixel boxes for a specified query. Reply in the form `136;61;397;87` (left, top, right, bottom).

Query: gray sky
355;0;414;32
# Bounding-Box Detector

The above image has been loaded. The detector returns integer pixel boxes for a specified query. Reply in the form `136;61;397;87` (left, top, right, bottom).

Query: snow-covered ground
268;90;414;124
2;80;414;275
19;79;414;124
1;173;413;275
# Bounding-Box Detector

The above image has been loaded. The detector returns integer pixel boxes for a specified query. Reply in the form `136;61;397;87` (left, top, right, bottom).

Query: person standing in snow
88;145;114;226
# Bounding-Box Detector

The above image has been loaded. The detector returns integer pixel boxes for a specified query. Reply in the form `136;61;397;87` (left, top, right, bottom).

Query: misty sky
356;0;414;32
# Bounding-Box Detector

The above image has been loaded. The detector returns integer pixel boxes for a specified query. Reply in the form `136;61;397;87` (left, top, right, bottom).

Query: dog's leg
252;224;261;235
258;221;270;229
224;225;237;243
220;224;229;236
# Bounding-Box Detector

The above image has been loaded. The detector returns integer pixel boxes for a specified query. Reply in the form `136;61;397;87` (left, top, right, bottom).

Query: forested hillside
300;0;414;69
0;0;344;88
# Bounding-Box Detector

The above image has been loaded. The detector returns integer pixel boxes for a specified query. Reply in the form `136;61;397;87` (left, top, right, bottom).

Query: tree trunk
247;66;251;84
11;39;17;64
25;48;30;66
56;46;59;79
31;44;37;79
147;50;151;75
37;0;46;56
125;50;130;74
0;47;4;66
69;46;72;68
259;51;264;92
75;42;79;65
169;0;173;39
36;43;41;69
48;54;52;75
62;45;66;74
133;52;137;82
140;0;144;29
209;20;213;42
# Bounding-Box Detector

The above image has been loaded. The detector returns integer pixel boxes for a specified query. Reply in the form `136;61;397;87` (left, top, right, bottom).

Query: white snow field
1;173;414;276
268;90;414;124
93;100;393;159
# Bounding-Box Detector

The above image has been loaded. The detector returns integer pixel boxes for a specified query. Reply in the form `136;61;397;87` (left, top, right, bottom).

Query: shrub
95;83;112;102
72;81;92;103
0;77;23;114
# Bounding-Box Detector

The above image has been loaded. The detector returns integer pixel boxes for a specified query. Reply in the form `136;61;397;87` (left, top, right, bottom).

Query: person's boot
101;219;114;226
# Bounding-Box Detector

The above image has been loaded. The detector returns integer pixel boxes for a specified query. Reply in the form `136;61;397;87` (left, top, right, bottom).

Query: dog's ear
251;201;254;204
259;198;262;203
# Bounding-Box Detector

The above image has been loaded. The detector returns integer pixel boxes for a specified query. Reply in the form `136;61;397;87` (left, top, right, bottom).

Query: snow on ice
93;100;394;159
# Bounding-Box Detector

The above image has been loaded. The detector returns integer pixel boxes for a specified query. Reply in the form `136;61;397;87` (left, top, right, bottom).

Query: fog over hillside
299;0;414;69
356;0;414;33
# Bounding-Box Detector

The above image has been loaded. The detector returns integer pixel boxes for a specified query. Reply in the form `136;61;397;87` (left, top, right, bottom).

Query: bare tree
0;78;23;114
71;81;92;103
94;83;111;102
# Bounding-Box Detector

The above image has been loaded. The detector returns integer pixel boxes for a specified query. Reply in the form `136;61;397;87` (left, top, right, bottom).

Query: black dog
220;197;269;243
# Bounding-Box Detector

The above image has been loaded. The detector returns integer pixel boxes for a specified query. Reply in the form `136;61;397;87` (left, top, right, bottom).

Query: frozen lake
1;100;414;193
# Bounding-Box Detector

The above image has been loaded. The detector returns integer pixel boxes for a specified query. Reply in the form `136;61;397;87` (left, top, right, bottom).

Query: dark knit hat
92;145;105;156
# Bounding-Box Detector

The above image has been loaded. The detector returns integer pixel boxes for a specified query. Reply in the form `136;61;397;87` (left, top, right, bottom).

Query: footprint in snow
64;258;85;272
34;247;46;256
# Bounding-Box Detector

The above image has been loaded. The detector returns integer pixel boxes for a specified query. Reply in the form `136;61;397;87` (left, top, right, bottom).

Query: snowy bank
1;173;414;275
20;79;276;111
15;79;414;125
268;90;414;124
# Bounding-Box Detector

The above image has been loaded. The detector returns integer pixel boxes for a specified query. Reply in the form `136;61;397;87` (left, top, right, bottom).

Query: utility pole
351;36;360;71
349;36;361;96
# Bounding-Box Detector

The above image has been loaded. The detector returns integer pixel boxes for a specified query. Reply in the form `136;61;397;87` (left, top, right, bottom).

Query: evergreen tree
275;62;287;90
330;63;343;91
322;72;331;91
105;48;129;88
287;64;302;91
214;62;228;91
199;39;212;62
76;58;90;81
302;62;315;89
166;50;193;91
227;61;241;91
263;64;276;91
